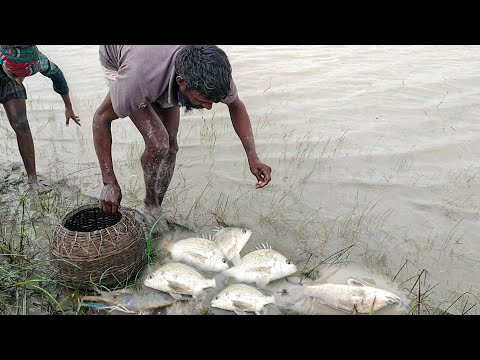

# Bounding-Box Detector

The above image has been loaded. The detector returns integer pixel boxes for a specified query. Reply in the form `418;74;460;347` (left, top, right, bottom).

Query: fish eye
222;258;227;263
277;289;289;296
214;296;219;300
286;260;291;265
148;274;153;279
242;228;246;234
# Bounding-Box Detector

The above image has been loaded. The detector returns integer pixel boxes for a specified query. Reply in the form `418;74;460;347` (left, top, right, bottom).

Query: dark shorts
0;80;27;104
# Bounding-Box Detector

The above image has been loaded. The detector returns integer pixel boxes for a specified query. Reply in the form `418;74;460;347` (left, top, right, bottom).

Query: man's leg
3;99;37;184
129;105;169;220
151;104;180;207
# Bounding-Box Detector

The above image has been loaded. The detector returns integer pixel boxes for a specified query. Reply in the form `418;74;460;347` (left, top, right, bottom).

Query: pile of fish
143;226;297;315
81;225;402;315
81;225;297;315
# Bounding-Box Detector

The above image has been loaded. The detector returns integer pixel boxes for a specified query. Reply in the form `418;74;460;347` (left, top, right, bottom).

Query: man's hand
100;183;122;213
249;160;272;189
65;107;81;127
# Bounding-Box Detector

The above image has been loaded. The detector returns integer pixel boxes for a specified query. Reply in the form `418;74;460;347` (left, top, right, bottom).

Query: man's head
175;45;232;112
0;45;40;84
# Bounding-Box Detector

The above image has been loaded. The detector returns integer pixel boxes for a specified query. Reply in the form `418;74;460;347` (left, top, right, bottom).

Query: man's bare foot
28;178;52;194
144;205;169;234
27;175;38;185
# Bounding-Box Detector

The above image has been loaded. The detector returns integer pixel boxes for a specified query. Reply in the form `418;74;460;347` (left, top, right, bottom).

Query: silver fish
168;237;229;272
81;287;175;314
222;246;298;287
212;226;252;266
210;283;275;315
303;278;402;314
143;262;216;300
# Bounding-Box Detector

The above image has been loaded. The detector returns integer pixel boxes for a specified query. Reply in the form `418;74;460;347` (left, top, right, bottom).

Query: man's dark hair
175;45;232;103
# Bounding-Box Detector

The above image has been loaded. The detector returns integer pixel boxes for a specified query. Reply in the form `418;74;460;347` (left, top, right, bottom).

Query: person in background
0;45;80;186
93;45;272;222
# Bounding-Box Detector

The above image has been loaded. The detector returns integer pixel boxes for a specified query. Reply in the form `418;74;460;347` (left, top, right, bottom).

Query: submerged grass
2;156;478;315
1;167;477;315
1;97;479;315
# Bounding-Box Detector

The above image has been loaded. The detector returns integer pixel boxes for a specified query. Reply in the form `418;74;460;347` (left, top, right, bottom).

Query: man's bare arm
92;92;122;212
227;96;272;188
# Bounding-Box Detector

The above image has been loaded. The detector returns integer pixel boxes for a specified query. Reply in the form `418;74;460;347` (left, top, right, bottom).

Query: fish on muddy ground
222;245;298;287
167;237;229;272
303;278;402;314
80;287;176;314
212;226;252;266
143;262;217;300
210;283;275;315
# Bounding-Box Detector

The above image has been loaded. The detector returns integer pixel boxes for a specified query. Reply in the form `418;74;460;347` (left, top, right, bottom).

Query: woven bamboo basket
50;204;146;288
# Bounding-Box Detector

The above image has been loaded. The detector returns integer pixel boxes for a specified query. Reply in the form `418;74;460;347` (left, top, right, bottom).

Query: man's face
2;63;26;84
176;76;214;113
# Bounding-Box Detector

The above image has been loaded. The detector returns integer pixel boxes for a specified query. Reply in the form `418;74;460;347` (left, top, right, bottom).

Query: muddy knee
141;141;169;169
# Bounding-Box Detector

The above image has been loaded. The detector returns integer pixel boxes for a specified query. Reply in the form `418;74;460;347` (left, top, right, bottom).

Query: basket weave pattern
50;205;146;287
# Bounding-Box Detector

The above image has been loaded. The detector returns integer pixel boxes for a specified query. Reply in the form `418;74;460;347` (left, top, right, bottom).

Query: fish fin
169;292;185;301
214;273;228;287
139;310;157;315
251;242;272;251
233;310;250;315
250;243;262;252
167;280;192;295
231;254;241;266
212;226;224;235
232;300;254;312
186;251;208;262
347;279;366;287
256;279;270;288
208;278;217;289
352;304;358;315
198;232;214;241
386;293;401;304
254;311;262;315
285;277;303;286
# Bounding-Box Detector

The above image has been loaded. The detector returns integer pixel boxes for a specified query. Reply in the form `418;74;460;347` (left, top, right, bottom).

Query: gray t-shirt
99;45;238;118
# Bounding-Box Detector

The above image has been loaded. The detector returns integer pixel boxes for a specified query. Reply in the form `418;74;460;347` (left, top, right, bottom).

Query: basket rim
61;203;119;223
59;204;139;233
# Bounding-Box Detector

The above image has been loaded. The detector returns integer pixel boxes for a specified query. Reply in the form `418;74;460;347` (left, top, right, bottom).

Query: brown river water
1;45;478;315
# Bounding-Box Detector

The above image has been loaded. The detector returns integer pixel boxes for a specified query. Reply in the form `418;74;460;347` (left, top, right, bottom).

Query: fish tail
214;272;229;288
